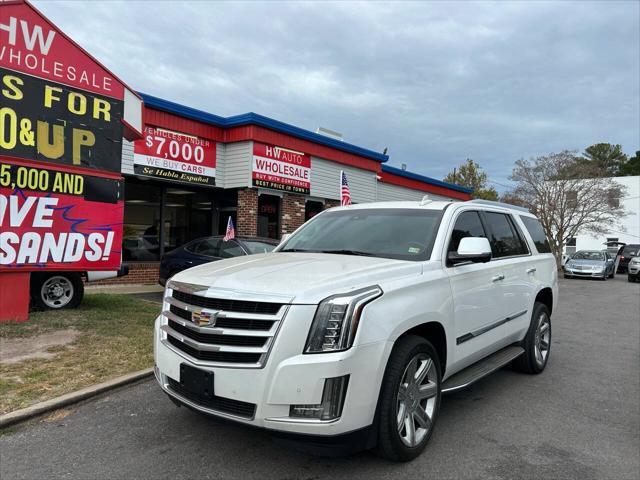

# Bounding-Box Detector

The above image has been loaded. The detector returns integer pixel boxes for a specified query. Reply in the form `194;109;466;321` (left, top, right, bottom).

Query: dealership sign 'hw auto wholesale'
0;0;142;272
252;142;311;195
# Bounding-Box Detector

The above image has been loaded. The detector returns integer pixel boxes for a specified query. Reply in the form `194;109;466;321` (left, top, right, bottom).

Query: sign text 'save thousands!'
252;142;311;194
0;2;128;272
133;126;216;186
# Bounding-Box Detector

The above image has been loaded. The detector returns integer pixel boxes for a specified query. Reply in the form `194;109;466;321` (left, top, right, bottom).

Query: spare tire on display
30;272;84;311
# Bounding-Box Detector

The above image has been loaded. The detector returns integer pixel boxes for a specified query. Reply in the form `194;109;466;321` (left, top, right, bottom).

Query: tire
375;335;441;462
629;275;635;283
514;302;551;374
30;272;84;310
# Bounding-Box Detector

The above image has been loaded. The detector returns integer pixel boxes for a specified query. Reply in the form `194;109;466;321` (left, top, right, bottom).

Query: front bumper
564;267;606;278
153;308;389;437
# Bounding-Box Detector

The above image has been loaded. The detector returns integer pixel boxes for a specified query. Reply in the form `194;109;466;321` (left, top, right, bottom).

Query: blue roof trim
381;164;474;194
139;93;389;163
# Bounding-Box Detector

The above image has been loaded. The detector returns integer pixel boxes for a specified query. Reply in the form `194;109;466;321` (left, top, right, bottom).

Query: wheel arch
397;321;448;377
535;287;554;315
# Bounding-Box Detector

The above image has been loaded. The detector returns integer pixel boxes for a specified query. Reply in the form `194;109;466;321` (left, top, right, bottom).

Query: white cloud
33;0;640;189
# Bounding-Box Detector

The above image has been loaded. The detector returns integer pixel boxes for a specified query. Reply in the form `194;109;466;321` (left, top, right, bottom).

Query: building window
566;190;578;209
565;236;577;255
606;237;619;253
123;182;162;261
305;200;324;221
164;188;214;254
258;194;280;239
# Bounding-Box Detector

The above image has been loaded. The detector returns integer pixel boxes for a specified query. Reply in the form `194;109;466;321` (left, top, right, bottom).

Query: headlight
305;286;382;353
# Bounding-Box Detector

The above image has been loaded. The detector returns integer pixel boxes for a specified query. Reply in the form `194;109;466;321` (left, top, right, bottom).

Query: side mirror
448;237;492;265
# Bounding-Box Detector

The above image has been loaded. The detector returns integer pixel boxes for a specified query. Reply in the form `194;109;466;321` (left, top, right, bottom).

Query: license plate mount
180;364;214;400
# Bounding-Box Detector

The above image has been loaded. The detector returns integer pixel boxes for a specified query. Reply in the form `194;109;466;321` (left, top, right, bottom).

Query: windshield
279;208;443;261
243;241;276;254
572;251;605;261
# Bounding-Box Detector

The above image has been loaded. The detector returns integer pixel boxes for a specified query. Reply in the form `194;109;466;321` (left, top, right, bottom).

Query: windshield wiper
317;249;375;257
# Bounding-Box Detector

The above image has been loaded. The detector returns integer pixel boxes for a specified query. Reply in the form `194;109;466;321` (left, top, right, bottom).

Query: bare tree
507;150;627;267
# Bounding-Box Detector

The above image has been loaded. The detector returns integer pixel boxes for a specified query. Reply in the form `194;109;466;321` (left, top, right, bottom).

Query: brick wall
281;193;306;236
237;188;258;237
87;262;160;285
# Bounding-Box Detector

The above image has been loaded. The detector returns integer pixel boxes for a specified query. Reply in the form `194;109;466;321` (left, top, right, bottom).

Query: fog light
289;375;349;421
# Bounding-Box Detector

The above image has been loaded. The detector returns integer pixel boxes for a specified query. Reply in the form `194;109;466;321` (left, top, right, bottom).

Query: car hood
169;252;422;304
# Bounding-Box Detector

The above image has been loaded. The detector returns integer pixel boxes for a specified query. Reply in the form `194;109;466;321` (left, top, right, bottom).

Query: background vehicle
30;266;129;311
628;257;640;282
158;236;278;286
563;250;615;280
616;244;640;274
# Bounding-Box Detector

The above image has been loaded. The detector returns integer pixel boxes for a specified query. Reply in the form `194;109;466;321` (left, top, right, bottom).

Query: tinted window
187;238;220;257
483;212;528;258
448;211;487;253
622;245;640;257
243;241;276;254
281;209;443;261
219;241;245;258
520;216;551;253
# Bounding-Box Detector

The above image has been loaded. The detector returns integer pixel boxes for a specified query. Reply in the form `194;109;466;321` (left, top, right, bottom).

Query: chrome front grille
161;285;287;369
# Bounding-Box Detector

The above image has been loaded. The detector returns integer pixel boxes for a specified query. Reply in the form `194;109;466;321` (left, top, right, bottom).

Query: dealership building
114;93;472;283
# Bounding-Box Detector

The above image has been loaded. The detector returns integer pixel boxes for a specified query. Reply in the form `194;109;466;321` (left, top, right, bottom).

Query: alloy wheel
41;276;74;309
396;353;438;447
534;312;551;367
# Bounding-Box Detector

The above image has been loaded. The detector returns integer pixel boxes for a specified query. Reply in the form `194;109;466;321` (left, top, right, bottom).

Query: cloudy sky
35;0;639;189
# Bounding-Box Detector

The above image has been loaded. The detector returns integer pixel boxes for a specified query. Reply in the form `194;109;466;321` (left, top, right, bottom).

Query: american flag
223;216;235;241
341;171;352;206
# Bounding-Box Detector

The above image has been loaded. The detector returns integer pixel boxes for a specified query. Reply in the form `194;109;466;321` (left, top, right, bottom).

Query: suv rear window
482;212;529;258
621;245;639;257
520;216;551;253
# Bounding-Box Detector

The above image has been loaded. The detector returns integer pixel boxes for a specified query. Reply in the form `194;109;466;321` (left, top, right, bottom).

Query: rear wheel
514;302;551;374
30;272;84;310
376;335;441;462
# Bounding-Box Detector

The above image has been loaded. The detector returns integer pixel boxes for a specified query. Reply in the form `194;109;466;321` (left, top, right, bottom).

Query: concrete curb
0;368;154;429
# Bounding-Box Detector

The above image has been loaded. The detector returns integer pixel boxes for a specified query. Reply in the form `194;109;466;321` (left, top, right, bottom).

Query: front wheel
375;335;441;462
30;272;84;310
514;302;551;374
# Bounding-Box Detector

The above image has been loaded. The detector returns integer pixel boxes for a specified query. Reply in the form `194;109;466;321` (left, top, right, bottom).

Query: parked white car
154;199;557;461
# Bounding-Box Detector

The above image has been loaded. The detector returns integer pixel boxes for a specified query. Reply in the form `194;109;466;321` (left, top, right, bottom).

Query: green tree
443;159;498;200
619;150;640;176
579;143;628;176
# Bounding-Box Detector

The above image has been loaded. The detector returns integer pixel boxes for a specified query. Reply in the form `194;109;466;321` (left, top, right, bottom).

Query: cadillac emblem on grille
191;309;218;327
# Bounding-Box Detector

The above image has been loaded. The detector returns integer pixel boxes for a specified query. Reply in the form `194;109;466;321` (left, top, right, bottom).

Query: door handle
492;274;505;282
526;267;537;274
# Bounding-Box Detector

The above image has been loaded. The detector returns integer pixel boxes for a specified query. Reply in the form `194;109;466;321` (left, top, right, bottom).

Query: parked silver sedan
564;250;616;280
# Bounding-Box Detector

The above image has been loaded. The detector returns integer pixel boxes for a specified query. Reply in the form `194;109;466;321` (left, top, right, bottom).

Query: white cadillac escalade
153;199;558;461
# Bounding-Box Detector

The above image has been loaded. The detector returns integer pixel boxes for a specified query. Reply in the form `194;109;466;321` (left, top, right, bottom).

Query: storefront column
237;188;259;237
281;193;306;236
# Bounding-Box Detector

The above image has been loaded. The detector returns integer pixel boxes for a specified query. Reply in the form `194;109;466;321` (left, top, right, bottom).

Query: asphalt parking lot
1;276;639;480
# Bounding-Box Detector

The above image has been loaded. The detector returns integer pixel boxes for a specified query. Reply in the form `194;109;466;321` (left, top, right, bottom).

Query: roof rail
466;199;530;213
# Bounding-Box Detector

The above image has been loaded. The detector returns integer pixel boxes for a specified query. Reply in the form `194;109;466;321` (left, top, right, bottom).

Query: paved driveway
1;277;639;480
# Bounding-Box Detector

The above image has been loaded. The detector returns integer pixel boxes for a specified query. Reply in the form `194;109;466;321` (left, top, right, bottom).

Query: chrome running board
442;345;525;394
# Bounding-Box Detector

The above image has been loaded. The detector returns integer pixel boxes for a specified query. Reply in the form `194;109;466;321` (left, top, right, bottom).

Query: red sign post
0;0;142;321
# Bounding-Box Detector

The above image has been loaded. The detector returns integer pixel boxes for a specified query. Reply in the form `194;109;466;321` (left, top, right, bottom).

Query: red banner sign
0;1;125;99
0;160;123;271
133;126;216;186
252;142;311;194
